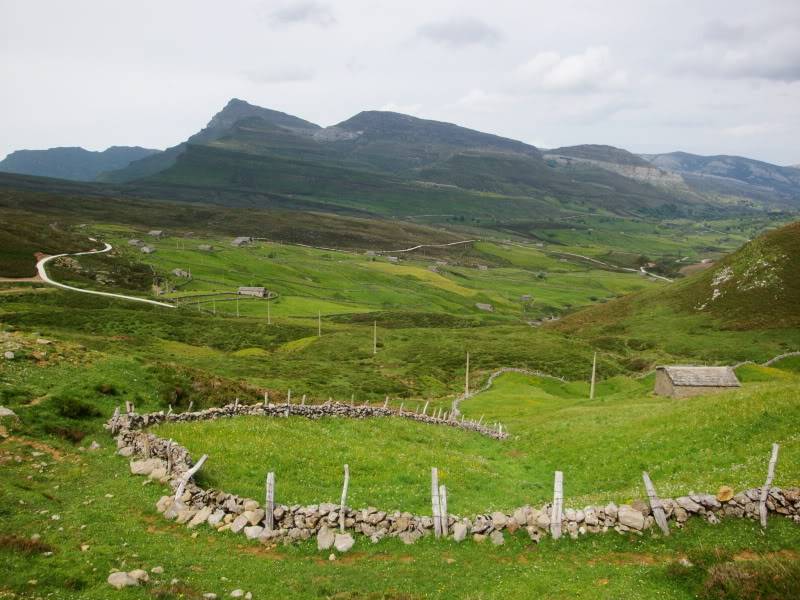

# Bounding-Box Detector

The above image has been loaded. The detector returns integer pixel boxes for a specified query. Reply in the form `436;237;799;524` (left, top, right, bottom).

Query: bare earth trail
35;239;175;308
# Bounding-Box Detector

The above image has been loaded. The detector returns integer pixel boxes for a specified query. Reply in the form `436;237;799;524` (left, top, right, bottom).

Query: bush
54;396;101;420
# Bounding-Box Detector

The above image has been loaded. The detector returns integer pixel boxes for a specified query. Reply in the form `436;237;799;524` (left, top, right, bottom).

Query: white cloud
244;66;314;84
417;17;502;47
378;102;422;115
720;123;775;137
513;46;628;93
450;89;513;112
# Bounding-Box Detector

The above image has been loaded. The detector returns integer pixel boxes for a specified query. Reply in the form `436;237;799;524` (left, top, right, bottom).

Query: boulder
452;522;469;542
244;526;264;540
399;530;421;545
207;509;225;527
107;572;138;589
490;530;504;545
242;509;265;526
676;497;703;513
187;506;213;529
128;569;149;583
617;507;645;530
334;533;355;552
490;511;508;529
0;406;17;418
317;526;335;551
230;515;249;534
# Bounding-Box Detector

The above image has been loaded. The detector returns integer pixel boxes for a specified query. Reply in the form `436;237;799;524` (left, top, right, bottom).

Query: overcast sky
2;0;799;164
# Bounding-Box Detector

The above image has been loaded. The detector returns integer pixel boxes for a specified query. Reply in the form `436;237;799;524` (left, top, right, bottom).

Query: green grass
153;372;800;514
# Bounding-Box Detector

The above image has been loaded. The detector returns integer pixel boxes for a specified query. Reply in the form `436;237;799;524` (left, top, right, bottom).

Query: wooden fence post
642;471;669;535
339;464;350;533
265;471;275;531
166;439;173;474
301;394;306;406
383;397;389;409
422;401;429;416
174;454;208;505
590;352;597;400
550;471;563;540
439;484;448;536
187;401;193;413
465;351;470;398
263;391;268;407
373;321;377;355
431;467;442;538
759;443;780;528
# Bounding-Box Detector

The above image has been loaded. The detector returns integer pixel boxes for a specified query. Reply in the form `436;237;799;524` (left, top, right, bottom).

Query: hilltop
0;146;158;181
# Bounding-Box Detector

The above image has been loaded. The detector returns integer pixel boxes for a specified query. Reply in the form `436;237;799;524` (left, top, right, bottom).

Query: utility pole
465;351;470;398
373;321;377;355
590;352;597;400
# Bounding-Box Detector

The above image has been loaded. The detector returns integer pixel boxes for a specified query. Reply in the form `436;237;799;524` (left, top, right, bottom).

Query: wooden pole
267;299;271;325
373;321;377;355
590;352;597;400
759;443;780;528
174;454;208;505
422;401;429;416
431;467;442;538
383;397;389;409
465;351;470;398
550;471;563;540
187;401;193;413
263;391;269;407
265;471;275;531
318;311;321;337
212;299;216;315
642;471;670;535
339;464;350;533
165;439;173;474
236;296;240;318
439;484;448;536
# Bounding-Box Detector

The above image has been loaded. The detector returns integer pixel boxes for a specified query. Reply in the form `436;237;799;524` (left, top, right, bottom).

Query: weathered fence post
234;397;239;410
550;471;563;540
642;471;669;535
125;400;133;414
165;439;173;474
318;310;322;337
265;471;275;531
590;352;597;400
339;464;350;533
187;401;193;413
373;321;377;355
383;397;389;409
465;351;470;398
422;401;429;416
398;402;404;413
263;391;269;407
174;454;208;505
431;467;442;538
301;394;306;406
439;484;448;536
167;404;173;416
142;434;150;458
759;443;780;528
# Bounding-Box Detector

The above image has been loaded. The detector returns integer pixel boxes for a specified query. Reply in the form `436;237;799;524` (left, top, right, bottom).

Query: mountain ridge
0;145;158;182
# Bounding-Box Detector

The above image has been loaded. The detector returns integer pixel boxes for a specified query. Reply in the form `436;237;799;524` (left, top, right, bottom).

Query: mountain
0;146;158;181
543;144;686;190
641;151;800;203
98;98;320;182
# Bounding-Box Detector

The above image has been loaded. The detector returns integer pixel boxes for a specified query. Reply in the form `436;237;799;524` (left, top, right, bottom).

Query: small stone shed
237;286;267;298
231;236;253;247
654;366;740;398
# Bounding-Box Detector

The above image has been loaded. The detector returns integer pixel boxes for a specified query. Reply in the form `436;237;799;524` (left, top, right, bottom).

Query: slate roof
657;366;740;387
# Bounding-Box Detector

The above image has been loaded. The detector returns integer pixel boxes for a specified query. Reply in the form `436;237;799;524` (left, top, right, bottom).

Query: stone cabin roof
657;366;740;388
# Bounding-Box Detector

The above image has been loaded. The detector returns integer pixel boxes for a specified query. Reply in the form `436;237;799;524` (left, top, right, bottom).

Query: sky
1;0;799;165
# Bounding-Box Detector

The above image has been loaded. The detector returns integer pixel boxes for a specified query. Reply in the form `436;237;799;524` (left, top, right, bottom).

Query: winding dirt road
35;239;175;308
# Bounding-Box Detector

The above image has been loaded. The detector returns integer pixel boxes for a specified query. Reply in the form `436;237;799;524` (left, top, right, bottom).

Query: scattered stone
128;569;149;583
490;530;504;545
244;526;264;540
618;507;645;530
151;566;164;574
107;572;138;589
399;530;421;545
202;594;218;600
473;533;486;543
490;511;508;529
329;553;336;561
334;533;355;552
88;441;101;451
230;590;244;598
3;351;14;360
188;506;213;529
0;406;17;418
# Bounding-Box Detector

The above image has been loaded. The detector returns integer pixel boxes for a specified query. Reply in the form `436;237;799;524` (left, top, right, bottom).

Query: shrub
54;396;101;420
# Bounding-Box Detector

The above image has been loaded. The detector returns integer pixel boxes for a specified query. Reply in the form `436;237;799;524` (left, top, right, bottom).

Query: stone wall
107;404;800;552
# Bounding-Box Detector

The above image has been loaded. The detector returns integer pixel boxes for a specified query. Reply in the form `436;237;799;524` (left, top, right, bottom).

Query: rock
490;511;508;529
130;458;162;476
202;594;218;600
118;446;135;457
230;590;244;598
128;569;149;583
676;497;703;513
88;441;101;451
230;515;249;534
244;526;264;540
317;526;335;550
617;507;645;530
472;533;486;543
175;508;198;525
526;526;541;543
107;572;138;589
490;530;504;545
188;506;213;529
631;499;651;516
156;496;173;514
584;507;599;526
452;522;469;542
334;533;355;552
151;566;164;574
149;467;168;481
3;351;14;360
243;500;260;511
717;486;735;502
394;516;410;532
605;502;618;519
208;509;225;527
0;406;17;418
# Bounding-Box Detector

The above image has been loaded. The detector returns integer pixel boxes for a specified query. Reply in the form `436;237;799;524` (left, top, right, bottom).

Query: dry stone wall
107;403;800;552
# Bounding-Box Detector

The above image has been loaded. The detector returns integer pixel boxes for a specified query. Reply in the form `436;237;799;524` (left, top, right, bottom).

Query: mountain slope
0;146;158;181
641;151;800;202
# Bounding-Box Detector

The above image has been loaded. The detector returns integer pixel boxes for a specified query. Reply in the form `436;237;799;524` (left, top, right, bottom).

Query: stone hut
172;268;191;278
231;236;253;247
654;366;740;398
148;230;164;238
140;245;156;254
237;286;267;298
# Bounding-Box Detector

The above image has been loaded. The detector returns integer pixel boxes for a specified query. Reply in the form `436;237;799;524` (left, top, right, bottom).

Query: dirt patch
733;549;800;562
3;436;65;460
0;534;54;555
589;552;680;566
679;261;714;276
